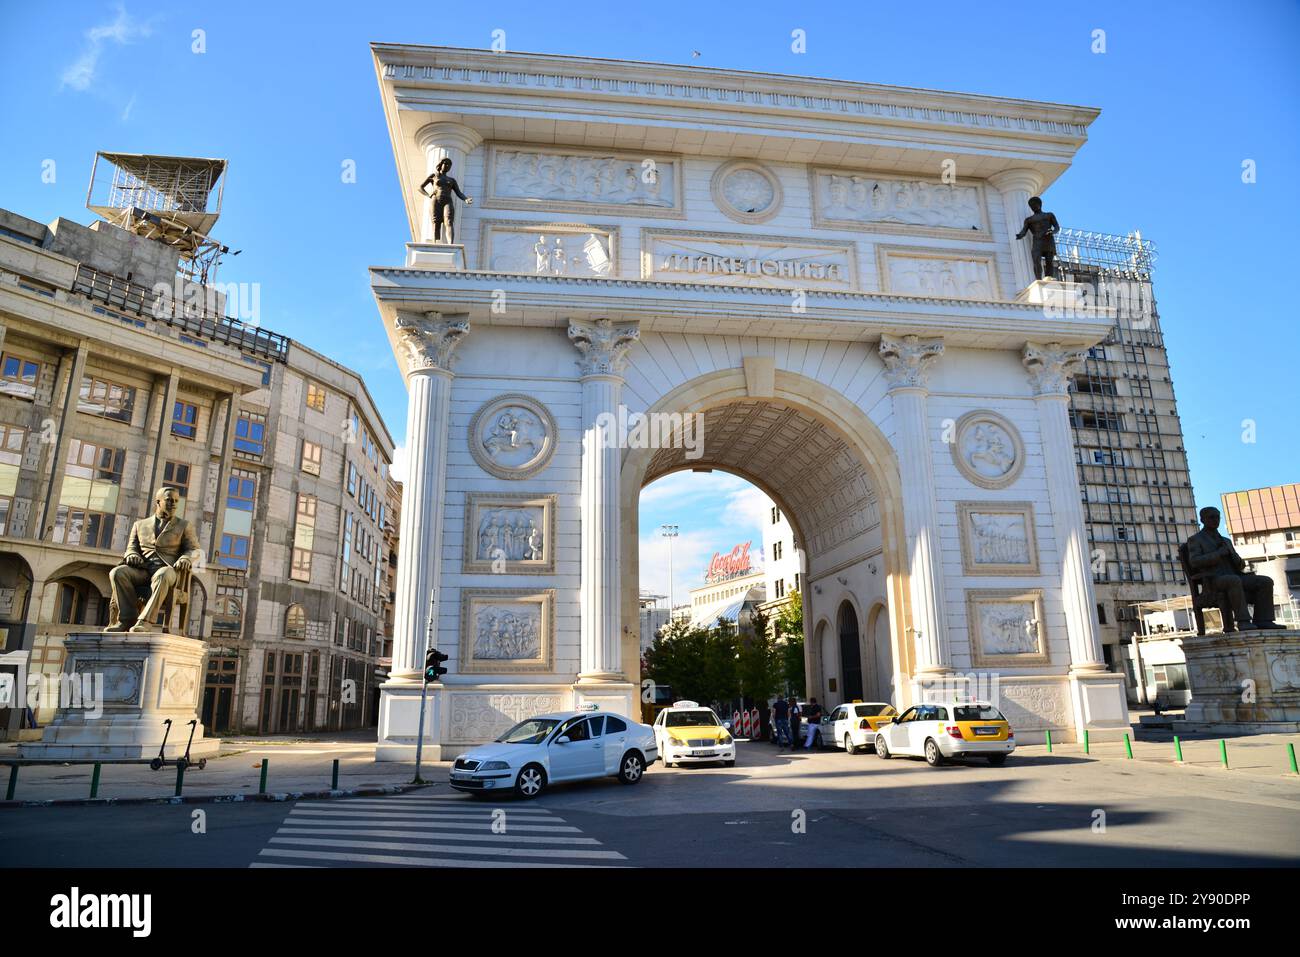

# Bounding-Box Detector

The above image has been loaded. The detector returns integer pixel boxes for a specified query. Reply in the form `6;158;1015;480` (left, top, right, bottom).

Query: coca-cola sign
706;541;753;584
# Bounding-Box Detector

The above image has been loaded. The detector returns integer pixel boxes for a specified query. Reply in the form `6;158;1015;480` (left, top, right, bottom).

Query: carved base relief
957;501;1039;575
447;690;570;744
967;588;1050;667
462;493;557;574
950;411;1026;490
877;246;999;300
459;588;556;673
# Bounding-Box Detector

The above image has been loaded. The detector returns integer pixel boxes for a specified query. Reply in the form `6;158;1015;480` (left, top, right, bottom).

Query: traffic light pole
413;593;435;785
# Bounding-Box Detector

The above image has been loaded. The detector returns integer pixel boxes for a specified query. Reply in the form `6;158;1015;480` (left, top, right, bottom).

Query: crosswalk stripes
250;792;630;868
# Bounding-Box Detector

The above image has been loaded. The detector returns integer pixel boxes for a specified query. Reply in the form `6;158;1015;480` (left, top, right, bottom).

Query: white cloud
389;444;408;484
61;4;152;92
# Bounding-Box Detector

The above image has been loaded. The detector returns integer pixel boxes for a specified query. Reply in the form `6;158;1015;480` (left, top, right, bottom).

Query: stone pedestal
1015;279;1096;316
405;243;466;270
19;632;220;761
375;681;443;763
1177;629;1300;732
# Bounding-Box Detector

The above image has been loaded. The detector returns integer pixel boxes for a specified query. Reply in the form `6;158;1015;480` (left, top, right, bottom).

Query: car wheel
844;734;857;755
875;735;891;759
924;738;945;767
723;759;735;767
515;763;547;799
986;754;1008;766
618;751;645;785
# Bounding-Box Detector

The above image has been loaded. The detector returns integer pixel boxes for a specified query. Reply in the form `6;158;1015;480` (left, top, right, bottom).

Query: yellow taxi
872;699;1014;767
652;701;736;768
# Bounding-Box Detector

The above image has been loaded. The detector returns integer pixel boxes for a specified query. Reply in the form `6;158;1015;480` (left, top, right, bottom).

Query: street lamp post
660;524;679;625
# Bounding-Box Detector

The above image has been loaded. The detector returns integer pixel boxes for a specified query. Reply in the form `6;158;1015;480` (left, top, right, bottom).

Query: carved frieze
468;394;558;480
997;680;1071;730
957;501;1039;576
811;169;990;237
484;144;683;217
878;246;999;300
462;493;557;575
641;228;857;290
967;588;1050;666
479;220;617;277
950;410;1025;490
446;691;569;743
458;588;556;674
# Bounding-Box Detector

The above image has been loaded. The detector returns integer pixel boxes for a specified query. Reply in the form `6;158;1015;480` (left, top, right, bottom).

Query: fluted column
389;312;469;679
879;334;951;675
569;319;640;682
1024;342;1106;672
989;168;1045;294
413;121;483;244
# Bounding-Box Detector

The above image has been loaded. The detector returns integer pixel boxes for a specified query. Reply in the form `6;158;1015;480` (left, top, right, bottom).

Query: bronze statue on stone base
1182;506;1282;634
1015;195;1060;280
106;486;201;635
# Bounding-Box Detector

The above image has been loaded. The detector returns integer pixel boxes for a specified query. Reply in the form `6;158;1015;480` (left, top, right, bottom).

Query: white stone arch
619;365;914;700
865;600;892;704
810;615;833;701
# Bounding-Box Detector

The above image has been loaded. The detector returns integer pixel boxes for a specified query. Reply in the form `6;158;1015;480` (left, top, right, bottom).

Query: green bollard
1083;729;1090;755
5;765;17;801
331;758;339;790
258;758;268;794
174;763;185;797
1288;743;1298;775
1124;733;1133;759
1220;739;1229;770
1045;729;1053;753
90;763;102;799
1174;735;1184;763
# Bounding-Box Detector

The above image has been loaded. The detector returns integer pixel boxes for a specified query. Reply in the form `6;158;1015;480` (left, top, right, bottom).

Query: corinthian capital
1023;341;1087;395
568;318;640;377
394;312;470;374
879;334;944;390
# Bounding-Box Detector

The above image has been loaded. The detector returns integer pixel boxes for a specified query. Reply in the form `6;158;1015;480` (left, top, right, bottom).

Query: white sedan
819;702;898;753
872;701;1015;767
449;709;659;798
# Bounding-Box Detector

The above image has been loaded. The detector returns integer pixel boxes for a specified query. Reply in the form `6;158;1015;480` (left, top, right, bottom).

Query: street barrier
749;708;760;739
1288;742;1298;775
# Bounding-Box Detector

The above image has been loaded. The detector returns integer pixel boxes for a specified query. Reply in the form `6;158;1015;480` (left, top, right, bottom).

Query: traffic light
424;648;449;682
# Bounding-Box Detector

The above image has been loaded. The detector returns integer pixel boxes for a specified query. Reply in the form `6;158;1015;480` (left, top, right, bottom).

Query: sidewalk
1025;728;1300;779
1;731;452;805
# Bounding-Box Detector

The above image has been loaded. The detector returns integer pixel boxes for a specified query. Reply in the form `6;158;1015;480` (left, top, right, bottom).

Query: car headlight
719;733;733;744
478;761;509;771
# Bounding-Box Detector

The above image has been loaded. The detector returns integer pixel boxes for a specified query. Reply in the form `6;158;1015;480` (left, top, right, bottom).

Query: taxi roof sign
672;700;700;709
577;703;600;711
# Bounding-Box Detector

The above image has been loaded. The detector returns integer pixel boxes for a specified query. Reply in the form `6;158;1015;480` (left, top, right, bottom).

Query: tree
773;590;805;696
642;617;739;706
737;606;782;707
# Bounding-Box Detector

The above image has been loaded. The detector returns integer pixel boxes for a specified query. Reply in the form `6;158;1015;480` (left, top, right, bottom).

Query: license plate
692;750;716;757
452;771;471;779
974;727;999;736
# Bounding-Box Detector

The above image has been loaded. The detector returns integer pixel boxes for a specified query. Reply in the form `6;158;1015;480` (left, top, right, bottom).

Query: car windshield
854;704;893;717
496;718;560;744
954;705;1005;722
665;711;720;728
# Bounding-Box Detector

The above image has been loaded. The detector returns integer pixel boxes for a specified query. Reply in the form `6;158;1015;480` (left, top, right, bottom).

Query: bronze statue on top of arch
105;486;201;636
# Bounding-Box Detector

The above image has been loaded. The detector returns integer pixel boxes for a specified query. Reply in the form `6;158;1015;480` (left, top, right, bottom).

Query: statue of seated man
1185;506;1282;632
106;486;202;634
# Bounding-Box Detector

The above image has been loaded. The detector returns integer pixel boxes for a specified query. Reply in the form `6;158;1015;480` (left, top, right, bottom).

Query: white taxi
873;700;1015;767
449;708;659;798
653;701;736;767
820;701;898;753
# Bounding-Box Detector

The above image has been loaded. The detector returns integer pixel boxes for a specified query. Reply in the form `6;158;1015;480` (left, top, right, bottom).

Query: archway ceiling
642;399;879;556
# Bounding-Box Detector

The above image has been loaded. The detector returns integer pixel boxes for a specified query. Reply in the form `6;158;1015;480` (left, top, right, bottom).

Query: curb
0;780;439;809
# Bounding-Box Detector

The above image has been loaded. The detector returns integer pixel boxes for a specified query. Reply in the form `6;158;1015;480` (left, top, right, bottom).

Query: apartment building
1222;483;1300;627
0;197;397;739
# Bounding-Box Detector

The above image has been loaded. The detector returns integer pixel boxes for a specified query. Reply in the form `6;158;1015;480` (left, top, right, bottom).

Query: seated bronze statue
1182;506;1281;634
106;486;201;634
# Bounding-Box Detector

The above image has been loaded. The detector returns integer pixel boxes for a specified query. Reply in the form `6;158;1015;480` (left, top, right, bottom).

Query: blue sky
2;1;1297;598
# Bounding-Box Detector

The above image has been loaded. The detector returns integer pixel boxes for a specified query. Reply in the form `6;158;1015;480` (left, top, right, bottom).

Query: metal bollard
1174;735;1184;763
1220;739;1229;770
174;763;185;797
5;765;16;801
1083;729;1090;755
1124;733;1133;759
331;758;339;790
259;758;268;794
90;763;102;799
1045;729;1053;753
1287;742;1298;775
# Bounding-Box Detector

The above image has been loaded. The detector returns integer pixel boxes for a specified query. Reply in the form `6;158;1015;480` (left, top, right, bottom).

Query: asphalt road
3;742;1298;867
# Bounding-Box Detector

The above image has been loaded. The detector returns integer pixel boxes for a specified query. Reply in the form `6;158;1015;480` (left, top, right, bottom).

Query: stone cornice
879;334;945;390
373;44;1100;140
568;318;640;376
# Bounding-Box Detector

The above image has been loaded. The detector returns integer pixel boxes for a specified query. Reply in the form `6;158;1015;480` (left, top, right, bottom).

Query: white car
819;701;898;753
449;709;659;798
653;701;736;767
873;701;1015;767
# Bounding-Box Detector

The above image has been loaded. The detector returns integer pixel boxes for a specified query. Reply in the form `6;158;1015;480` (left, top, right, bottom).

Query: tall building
761;504;802;614
0;154;397;739
1054;232;1199;696
1221;483;1300;627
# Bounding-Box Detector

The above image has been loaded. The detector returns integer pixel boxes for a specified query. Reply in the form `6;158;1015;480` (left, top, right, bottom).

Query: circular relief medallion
711;160;783;224
951;410;1025;490
469;394;558;480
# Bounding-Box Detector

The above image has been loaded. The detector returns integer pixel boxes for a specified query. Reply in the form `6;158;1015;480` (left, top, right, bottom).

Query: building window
775;578;785;599
291;493;317;582
770;507;781;524
285;604;307;639
212;587;244;635
78;376;137;423
0;353;41;400
339;512;353;593
227;469;257;512
1097;603;1108;625
0;424;25;536
301;440;322;476
1092;449;1122;467
55;440;125;547
306;381;327;413
219;533;251;570
172;400;199;439
346;463;357;497
234;412;267;459
773;541;783;561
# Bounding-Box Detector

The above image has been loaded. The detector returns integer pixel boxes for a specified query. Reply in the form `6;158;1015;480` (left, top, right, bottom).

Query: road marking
253;793;627;868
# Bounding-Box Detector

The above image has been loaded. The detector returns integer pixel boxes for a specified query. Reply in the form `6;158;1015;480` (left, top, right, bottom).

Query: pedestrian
772;695;791;749
802;697;823;749
788;696;801;750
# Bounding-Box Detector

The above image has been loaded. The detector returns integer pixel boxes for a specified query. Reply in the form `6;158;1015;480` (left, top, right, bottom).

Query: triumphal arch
369;44;1130;759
